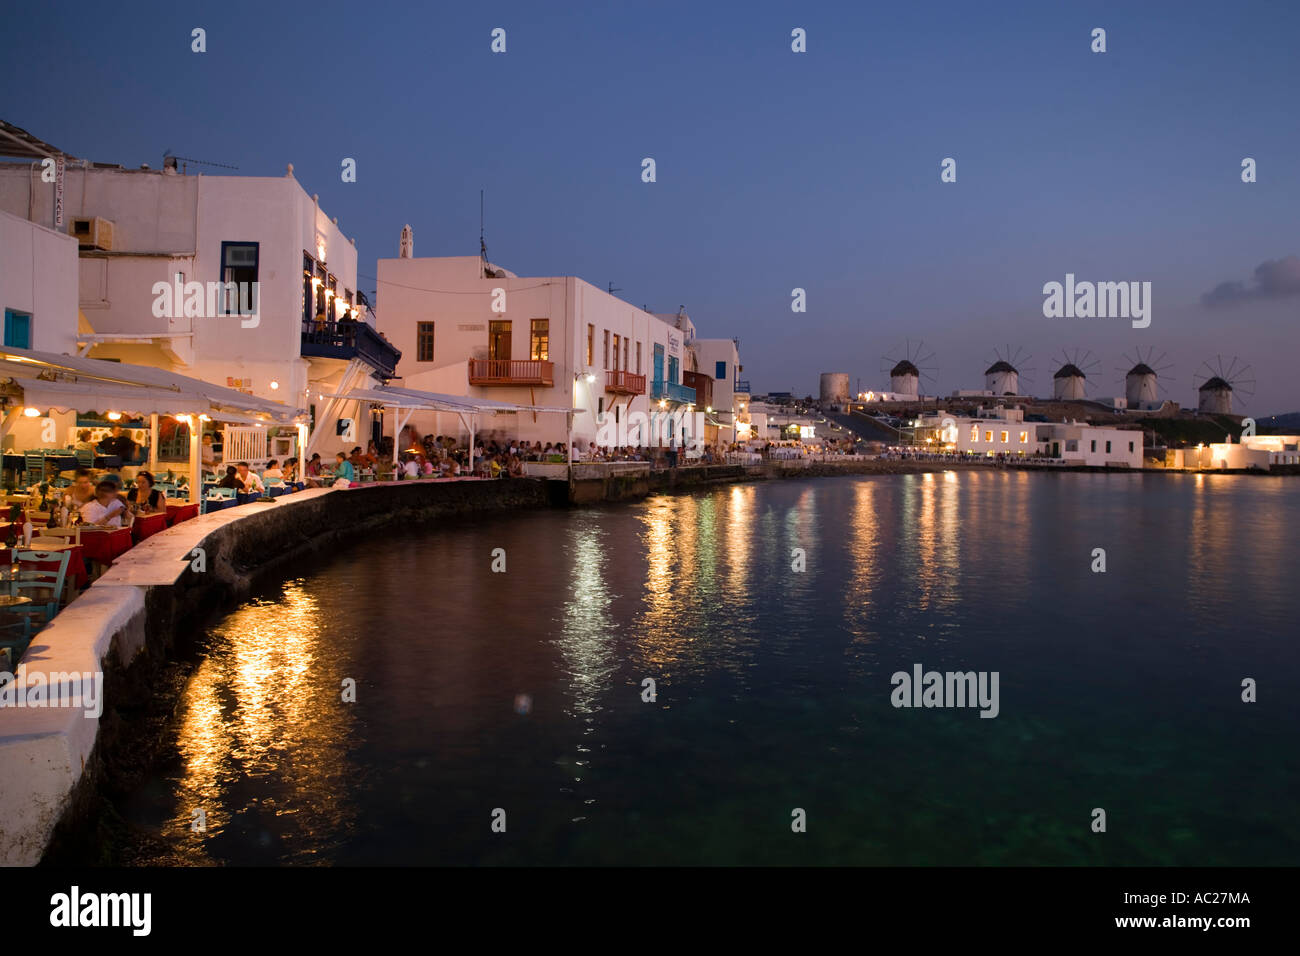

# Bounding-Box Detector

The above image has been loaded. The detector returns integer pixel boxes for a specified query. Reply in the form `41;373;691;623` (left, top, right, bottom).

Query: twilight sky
4;0;1298;411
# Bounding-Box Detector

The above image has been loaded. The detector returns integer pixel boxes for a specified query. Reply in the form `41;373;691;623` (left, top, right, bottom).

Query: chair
203;487;236;514
10;548;73;628
36;525;81;545
74;448;94;468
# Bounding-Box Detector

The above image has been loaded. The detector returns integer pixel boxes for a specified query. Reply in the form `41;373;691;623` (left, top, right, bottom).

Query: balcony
605;370;647;395
734;380;751;395
682;370;713;409
301;319;401;378
651;380;696;404
468;358;555;386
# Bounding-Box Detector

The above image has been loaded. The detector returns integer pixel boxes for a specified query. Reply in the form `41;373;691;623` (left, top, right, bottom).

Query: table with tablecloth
78;527;134;565
132;512;169;542
166;502;200;525
0;543;90;590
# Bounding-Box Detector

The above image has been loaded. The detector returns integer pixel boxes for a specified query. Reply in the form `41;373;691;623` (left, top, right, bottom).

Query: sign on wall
668;332;681;358
54;157;64;228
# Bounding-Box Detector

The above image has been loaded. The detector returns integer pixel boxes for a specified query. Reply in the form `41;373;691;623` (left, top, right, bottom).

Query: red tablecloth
166;503;200;525
0;544;89;589
79;527;133;564
132;512;169;542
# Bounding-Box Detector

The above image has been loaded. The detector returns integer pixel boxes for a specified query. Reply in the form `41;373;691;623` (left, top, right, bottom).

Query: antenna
607;282;623;295
479;189;488;271
162;149;238;175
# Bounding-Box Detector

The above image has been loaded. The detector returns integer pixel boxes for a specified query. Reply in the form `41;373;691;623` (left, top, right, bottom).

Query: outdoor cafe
0;345;304;666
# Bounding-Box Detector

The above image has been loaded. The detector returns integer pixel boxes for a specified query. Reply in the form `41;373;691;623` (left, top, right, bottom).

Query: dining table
0;542;90;590
78;526;134;566
166;502;200;525
131;511;170;543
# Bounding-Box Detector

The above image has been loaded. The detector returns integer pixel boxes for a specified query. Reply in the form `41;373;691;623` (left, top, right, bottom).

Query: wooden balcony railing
683;370;714;409
605;370;647;395
468;358;555;386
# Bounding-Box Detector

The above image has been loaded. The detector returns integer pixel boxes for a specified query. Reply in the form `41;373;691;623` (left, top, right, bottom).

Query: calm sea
86;472;1300;865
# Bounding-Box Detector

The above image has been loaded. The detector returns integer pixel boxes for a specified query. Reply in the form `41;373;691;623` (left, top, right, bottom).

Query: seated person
262;459;284;483
82;480;128;527
62;469;97;514
74;429;96;452
216;465;241;489
332;452;355;487
282;459;298;483
127;470;165;514
234;461;265;495
401;457;419;479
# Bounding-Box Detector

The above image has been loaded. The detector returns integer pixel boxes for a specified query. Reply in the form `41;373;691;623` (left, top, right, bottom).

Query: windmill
1050;348;1100;401
1116;347;1174;409
1193;356;1255;415
982;344;1035;397
879;339;937;399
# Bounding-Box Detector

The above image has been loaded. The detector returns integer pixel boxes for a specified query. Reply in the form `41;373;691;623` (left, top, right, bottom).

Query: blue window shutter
715;360;726;379
4;311;31;349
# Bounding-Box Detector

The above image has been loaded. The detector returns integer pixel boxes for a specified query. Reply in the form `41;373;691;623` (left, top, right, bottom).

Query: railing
605;370;646;395
650;380;696;404
468;358;555;386
682;370;713;409
734;380;751;394
301;319;401;378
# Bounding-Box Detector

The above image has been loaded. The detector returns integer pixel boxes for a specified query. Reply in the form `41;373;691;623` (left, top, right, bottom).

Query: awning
330;384;575;415
0;345;303;423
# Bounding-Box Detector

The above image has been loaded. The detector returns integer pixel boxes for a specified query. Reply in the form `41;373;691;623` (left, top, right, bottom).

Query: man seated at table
234;461;265;496
82;479;128;527
332;452;354;488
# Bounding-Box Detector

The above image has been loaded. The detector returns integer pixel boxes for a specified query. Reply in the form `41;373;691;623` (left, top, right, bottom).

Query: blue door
653;344;664;385
4;310;31;349
668;356;679;383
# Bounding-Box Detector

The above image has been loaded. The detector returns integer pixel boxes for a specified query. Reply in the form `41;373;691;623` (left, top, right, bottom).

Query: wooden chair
10;548;73;629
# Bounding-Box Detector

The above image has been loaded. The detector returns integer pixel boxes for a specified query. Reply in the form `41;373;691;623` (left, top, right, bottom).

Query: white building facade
914;408;1143;467
375;253;738;451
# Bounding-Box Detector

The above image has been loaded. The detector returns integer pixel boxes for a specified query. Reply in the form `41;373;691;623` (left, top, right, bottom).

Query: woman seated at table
82;480;128;528
216;465;241;490
61;469;96;514
127;470;165;514
282;459;298;483
262;459;284;484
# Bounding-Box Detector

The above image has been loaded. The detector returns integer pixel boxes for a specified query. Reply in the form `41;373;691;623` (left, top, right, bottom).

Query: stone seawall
0;479;553;866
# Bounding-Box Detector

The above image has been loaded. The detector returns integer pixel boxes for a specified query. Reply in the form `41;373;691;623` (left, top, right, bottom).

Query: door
489;321;511;361
668;356;679;384
653;344;664;385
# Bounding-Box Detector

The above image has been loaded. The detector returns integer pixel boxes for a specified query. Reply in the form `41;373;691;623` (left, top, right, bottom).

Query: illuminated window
1019;431;1028;444
611;333;620;370
1000;430;1009;444
530;319;549;361
971;425;979;442
586;324;594;365
985;430;993;443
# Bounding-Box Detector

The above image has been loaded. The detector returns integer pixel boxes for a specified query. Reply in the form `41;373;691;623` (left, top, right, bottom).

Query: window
1019;431;1028;444
985;430;993;443
489;320;511;361
1000;430;1009;444
416;322;435;362
3;310;31;348
1129;441;1134;452
1066;439;1078;452
716;360;727;380
636;342;642;374
611;333;620;370
597;397;605;420
624;337;629;372
586;324;594;365
668;355;680;384
302;254;315;324
970;425;979;442
1105;440;1112;453
530;319;549;361
603;330;610;369
1090;440;1097;452
220;241;259;315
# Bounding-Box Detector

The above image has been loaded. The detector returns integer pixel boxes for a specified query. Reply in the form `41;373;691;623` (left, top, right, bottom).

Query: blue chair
9;548;73;629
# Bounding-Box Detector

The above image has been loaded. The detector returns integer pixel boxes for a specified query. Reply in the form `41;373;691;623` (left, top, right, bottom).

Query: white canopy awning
0;345;304;423
330;384;574;415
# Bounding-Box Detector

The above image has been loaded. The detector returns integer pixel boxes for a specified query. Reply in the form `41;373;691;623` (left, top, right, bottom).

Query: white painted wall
0;209;79;354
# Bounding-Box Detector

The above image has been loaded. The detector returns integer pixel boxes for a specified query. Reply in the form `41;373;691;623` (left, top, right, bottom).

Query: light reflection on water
101;473;1300;866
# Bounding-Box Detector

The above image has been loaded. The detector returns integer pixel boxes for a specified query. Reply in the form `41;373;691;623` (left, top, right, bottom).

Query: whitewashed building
914;407;1143;467
374;249;740;450
0;134;399;460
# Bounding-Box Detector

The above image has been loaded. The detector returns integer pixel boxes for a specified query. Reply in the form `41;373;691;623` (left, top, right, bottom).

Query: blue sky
4;0;1298;410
